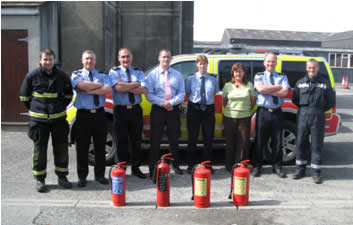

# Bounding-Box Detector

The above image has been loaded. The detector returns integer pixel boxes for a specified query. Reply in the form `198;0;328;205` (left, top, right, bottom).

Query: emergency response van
67;52;341;165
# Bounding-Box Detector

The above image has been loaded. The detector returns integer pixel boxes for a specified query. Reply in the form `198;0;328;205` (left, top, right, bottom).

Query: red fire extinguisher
109;162;127;206
228;160;252;206
153;153;174;207
191;161;212;208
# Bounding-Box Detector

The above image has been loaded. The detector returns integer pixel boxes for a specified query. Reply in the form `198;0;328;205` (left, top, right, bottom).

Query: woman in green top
222;63;256;172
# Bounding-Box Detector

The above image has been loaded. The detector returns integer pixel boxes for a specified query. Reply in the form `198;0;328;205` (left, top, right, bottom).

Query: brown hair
196;55;208;64
231;63;249;84
40;48;55;59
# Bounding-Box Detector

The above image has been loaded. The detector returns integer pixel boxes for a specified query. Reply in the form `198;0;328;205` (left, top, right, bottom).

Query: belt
259;107;281;113
77;107;104;113
116;104;140;110
189;102;214;107
152;104;180;110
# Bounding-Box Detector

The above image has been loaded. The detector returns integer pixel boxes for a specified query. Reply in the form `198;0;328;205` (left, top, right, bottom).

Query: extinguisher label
195;178;207;196
112;176;124;194
158;173;169;192
234;177;247;195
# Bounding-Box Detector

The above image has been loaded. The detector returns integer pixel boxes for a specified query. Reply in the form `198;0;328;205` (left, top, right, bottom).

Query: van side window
282;61;330;87
171;61;197;80
252;61;265;80
218;60;263;90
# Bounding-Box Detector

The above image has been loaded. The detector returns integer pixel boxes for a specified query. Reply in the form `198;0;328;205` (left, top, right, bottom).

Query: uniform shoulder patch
111;66;120;71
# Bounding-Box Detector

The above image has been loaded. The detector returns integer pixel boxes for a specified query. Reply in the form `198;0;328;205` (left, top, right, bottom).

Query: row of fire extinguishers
109;153;252;208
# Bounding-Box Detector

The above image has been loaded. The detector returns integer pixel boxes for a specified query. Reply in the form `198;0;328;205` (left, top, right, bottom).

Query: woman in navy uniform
185;55;218;174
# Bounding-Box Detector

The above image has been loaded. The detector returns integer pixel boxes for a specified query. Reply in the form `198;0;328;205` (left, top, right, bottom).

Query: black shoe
95;177;109;185
132;167;147;179
78;178;87;188
173;166;183;175
251;167;261;177
292;170;305;180
313;175;322;184
36;180;47;193
58;176;72;189
187;166;193;174
273;168;287;178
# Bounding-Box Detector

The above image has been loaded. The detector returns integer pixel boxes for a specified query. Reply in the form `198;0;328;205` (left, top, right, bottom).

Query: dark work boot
312;169;322;184
292;169;306;180
58;176;72;189
251;167;261;177
36;179;47;193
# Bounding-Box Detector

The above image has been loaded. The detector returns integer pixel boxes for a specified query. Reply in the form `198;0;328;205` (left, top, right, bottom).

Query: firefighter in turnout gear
19;48;73;192
292;59;335;184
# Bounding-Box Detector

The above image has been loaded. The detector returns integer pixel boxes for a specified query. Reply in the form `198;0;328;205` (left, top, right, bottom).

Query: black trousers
149;105;181;173
28;119;69;181
76;109;106;179
224;116;251;170
254;107;283;169
296;107;325;175
186;102;215;167
113;105;143;168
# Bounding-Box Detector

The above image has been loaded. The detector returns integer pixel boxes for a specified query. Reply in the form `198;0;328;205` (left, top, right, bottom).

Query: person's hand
162;100;173;111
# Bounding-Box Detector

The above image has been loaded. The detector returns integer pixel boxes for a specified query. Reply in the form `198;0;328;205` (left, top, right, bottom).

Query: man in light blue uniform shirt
253;52;290;178
109;48;147;179
145;49;185;178
185;55;218;174
71;50;112;187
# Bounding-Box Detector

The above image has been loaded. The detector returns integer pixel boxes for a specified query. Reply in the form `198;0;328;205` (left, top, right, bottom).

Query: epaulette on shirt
72;69;82;74
134;67;141;71
256;72;264;76
111;66;120;71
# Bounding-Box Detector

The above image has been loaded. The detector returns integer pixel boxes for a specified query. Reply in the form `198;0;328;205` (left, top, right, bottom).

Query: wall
60;1;105;73
118;1;194;70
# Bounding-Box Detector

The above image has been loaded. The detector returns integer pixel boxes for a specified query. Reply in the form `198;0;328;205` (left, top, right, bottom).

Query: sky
194;0;353;41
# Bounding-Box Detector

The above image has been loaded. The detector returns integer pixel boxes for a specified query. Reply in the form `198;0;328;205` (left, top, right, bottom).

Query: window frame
329;53;353;69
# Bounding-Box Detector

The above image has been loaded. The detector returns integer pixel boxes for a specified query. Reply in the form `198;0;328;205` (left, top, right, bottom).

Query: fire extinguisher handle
240;160;253;168
161;153;174;161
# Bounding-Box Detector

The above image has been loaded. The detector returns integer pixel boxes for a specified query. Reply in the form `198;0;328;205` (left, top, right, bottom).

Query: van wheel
264;120;297;165
88;121;115;166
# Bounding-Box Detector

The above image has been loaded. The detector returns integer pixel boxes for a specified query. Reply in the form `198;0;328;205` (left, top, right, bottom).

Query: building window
329;53;335;67
329;53;353;68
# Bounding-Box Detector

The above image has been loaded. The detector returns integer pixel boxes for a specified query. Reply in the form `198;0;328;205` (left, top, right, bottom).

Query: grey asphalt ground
2;85;353;225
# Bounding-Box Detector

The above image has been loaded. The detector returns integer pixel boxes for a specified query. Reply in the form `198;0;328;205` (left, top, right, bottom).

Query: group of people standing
20;48;334;193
